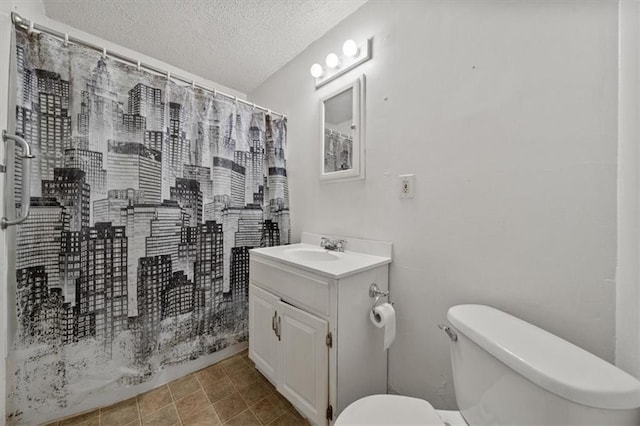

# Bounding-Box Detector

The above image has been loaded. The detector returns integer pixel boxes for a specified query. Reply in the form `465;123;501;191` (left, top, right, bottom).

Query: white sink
284;247;340;262
251;239;392;279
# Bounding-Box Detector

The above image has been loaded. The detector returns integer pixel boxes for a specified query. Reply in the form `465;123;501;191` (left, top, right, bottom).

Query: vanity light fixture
310;63;324;78
342;40;359;57
311;37;372;89
326;53;340;69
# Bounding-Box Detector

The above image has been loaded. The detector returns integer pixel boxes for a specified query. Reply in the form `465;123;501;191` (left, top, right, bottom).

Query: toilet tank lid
447;304;640;410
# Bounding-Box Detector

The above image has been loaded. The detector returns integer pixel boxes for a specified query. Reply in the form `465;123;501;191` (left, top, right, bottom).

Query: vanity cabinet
249;285;280;382
249;283;329;423
249;233;392;426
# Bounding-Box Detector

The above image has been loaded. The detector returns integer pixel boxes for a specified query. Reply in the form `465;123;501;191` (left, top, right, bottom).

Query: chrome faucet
320;237;346;252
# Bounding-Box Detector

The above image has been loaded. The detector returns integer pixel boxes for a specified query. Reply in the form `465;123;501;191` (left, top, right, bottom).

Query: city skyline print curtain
323;129;353;173
8;29;290;424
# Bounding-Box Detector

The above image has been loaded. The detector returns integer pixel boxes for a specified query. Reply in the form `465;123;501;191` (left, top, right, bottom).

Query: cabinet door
277;301;329;426
249;283;280;384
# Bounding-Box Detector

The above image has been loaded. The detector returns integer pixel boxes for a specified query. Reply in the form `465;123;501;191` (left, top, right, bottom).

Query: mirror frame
320;74;365;182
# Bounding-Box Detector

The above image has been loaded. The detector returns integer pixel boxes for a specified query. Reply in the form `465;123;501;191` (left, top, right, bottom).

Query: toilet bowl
335;394;466;425
335;305;640;426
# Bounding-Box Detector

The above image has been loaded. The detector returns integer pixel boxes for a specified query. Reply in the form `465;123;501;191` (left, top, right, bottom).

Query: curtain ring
28;21;34;35
102;47;107;59
283;113;287;120
213;88;217;97
191;80;196;89
137;60;141;72
64;33;69;47
267;109;271;116
166;71;171;80
252;103;256;111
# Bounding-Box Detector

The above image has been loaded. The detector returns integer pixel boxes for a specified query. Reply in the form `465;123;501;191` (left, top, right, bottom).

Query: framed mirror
320;75;365;181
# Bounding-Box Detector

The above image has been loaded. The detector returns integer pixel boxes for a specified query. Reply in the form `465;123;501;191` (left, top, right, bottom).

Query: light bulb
342;39;359;57
310;63;324;78
325;53;340;69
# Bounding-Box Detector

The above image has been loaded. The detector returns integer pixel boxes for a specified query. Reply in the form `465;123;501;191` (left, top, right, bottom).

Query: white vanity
249;232;392;425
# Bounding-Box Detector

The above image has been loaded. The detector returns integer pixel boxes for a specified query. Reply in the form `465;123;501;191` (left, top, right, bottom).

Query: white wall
250;0;619;408
616;0;640;379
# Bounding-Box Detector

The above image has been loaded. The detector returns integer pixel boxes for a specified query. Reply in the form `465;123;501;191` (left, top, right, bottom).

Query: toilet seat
335;395;446;425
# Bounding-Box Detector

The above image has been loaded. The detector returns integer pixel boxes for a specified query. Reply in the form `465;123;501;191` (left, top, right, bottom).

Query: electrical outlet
399;174;415;199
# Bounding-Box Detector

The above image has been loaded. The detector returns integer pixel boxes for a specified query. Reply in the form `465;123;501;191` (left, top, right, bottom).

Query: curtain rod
11;12;286;119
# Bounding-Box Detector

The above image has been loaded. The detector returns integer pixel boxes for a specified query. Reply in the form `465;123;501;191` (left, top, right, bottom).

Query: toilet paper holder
369;283;391;316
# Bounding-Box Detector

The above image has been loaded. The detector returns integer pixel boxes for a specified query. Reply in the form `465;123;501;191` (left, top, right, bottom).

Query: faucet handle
320;237;328;248
336;240;346;251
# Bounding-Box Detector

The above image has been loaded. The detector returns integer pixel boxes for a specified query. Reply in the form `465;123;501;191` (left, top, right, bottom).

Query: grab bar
1;130;35;230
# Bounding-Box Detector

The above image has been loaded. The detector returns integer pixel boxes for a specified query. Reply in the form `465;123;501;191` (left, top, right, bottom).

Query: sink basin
251;239;392;278
284;247;340;262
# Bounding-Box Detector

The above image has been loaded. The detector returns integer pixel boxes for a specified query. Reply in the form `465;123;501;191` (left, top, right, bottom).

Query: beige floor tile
47;352;292;426
224;408;261;426
182;405;222;426
58;408;99;426
251;394;287;425
137;385;173;418
237;379;272;406
197;364;227;388
227;366;260;388
100;397;140;426
57;418;98;426
169;374;202;400
203;376;236;404
241;352;257;370
141;402;180;426
266;411;308;426
213;392;248;422
83;418;100;426
288;408;311;425
256;372;277;392
175;389;211;421
219;355;247;374
274;392;296;412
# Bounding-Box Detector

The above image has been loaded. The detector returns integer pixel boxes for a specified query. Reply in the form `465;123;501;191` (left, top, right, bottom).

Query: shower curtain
7;28;289;424
323;129;352;173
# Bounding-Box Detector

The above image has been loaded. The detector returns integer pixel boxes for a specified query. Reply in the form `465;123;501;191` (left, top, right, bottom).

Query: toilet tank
446;305;640;426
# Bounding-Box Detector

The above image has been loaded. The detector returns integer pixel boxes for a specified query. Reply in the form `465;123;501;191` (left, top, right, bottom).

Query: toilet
336;304;640;425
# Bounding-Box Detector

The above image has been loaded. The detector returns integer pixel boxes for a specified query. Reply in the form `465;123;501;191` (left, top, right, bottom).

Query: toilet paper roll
370;302;396;351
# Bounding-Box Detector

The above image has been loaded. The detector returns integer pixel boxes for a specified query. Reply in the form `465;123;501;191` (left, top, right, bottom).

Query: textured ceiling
42;0;367;93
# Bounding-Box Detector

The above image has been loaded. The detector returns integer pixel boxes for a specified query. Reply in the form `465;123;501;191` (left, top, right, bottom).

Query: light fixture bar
314;38;372;89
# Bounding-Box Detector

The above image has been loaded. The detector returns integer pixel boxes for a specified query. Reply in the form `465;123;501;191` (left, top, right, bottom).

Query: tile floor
45;349;311;426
